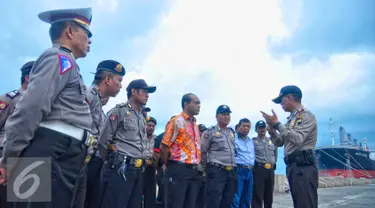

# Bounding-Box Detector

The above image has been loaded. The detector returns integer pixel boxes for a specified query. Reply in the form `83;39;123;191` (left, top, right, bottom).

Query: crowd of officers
0;6;319;208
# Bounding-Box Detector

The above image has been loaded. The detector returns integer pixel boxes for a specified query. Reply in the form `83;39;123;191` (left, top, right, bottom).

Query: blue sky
1;0;374;174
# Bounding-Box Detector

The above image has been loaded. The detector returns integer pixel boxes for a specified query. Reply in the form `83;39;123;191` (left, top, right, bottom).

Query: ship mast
330;118;335;146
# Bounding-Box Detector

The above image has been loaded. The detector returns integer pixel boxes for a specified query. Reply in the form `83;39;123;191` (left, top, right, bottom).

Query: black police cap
272;85;302;104
255;120;266;129
96;60;125;76
20;61;35;76
126;79;156;93
216;105;232;115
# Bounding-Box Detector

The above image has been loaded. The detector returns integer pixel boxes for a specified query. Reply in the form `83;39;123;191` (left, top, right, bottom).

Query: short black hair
181;93;196;109
92;70;114;85
238;118;251;126
49;21;80;43
127;88;141;99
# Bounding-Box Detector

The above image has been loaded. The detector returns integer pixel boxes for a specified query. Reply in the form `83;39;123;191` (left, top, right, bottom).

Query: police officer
143;116;157;208
83;60;125;208
0;61;34;207
98;79;156;208
252;120;277;208
0;7;93;208
261;85;318;208
196;123;207;208
201;105;237;208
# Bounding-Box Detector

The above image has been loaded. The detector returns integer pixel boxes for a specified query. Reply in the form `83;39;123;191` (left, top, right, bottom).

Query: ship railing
329;148;372;178
319;149;372;178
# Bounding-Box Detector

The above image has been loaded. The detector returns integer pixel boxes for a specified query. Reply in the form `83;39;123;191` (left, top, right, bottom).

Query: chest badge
268;140;272;145
216;132;221;136
126;111;132;116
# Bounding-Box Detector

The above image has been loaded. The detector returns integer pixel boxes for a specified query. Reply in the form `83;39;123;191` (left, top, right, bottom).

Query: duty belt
208;162;236;171
255;162;274;170
284;149;315;166
39;120;88;142
109;151;145;168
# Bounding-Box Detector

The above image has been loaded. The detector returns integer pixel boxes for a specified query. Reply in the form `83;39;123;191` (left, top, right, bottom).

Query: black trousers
252;166;274;208
143;165;156;208
155;167;164;204
71;165;87;208
205;164;237;208
100;162;143;208
9;127;87;208
195;174;206;208
166;161;201;208
286;163;318;208
85;155;104;208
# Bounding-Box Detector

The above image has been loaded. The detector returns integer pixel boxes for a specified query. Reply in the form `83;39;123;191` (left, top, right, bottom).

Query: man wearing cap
201;105;237;208
0;61;34;207
98;79;156;208
0;7;93;208
261;85;318;208
143;116;157;208
142;106;151;118
252;120;277;208
160;93;201;208
81;60;125;208
232;118;255;208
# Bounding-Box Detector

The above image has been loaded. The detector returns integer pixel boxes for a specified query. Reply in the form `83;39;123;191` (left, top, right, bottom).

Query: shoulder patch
116;103;127;108
6;90;20;99
58;54;74;75
109;114;117;121
0;100;9;110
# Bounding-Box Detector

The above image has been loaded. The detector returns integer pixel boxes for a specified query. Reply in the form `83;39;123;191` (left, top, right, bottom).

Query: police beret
38;7;93;38
255;120;266;129
272;85;302;104
126;79;156;93
20;61;35;75
198;124;207;132
95;60;125;76
147;116;157;125
216;105;232;115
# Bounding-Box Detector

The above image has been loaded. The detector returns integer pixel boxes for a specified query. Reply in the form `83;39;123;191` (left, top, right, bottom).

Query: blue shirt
234;134;255;166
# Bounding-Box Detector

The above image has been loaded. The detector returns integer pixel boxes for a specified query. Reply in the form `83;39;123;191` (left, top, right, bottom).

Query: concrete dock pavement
273;184;375;208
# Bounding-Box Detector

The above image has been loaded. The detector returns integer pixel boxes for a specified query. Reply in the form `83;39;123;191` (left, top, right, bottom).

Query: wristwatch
273;122;281;130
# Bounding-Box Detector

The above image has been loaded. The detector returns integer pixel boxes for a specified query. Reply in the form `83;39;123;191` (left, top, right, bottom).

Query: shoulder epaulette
116;103;127;108
90;88;97;95
6;90;20;99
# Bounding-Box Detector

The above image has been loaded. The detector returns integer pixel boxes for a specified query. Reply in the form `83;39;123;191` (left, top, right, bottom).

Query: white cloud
93;0;119;13
104;0;374;136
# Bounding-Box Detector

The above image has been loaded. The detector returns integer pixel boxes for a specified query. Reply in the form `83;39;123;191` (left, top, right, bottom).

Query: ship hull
315;147;375;179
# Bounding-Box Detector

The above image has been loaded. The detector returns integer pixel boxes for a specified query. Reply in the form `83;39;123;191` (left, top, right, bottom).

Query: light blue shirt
234;134;255;166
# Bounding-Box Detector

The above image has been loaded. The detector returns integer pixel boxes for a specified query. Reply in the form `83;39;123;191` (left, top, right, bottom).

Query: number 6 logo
13;161;45;199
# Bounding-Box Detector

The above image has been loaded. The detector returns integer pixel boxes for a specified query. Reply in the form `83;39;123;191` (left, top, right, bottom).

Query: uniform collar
92;84;103;99
181;112;196;122
288;104;304;119
53;43;74;57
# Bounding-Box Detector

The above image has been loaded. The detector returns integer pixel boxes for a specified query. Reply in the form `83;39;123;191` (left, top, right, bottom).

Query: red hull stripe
319;169;375;178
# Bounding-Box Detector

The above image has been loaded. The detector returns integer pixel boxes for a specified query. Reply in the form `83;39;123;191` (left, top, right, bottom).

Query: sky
1;0;374;174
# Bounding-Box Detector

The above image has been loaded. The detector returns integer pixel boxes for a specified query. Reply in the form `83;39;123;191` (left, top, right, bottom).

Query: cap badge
115;64;123;72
